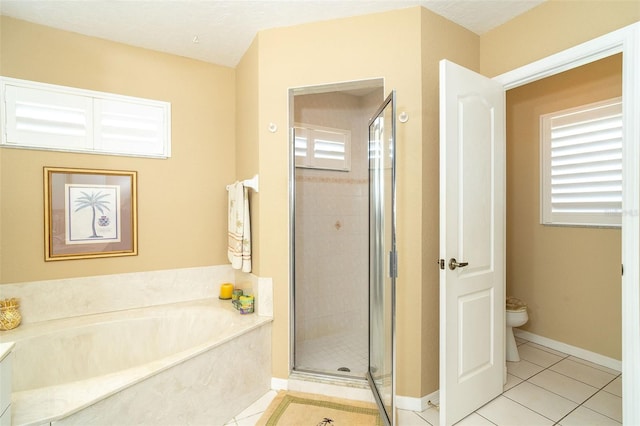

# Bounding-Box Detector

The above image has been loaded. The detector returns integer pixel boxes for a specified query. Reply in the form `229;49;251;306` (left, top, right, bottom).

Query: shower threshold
292;368;367;383
288;371;375;403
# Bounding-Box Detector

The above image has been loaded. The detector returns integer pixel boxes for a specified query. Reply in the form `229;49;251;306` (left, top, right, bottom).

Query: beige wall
0;16;236;284
252;8;424;396
419;7;480;393
480;0;640;77
239;6;479;398
235;37;261;274
506;55;622;359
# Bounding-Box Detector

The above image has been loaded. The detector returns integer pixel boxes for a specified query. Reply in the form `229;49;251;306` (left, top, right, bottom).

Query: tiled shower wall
294;89;382;348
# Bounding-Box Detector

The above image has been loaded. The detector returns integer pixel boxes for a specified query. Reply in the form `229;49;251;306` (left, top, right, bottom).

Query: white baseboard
514;330;622;372
273;329;621;418
396;389;439;412
272;375;439;413
271;377;289;391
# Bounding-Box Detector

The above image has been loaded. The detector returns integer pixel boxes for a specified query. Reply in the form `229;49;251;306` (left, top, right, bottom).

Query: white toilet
506;297;528;362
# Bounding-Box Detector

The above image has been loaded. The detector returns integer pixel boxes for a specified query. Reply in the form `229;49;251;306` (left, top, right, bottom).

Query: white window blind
541;97;622;227
1;77;171;158
94;98;166;156
6;84;93;150
294;123;350;171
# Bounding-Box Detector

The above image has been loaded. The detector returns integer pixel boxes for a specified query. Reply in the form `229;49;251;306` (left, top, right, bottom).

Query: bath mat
256;390;382;426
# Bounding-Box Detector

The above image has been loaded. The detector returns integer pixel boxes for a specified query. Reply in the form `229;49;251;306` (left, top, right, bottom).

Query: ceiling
0;0;545;68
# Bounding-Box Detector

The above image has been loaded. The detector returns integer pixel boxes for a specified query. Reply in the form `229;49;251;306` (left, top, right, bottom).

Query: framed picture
44;167;138;261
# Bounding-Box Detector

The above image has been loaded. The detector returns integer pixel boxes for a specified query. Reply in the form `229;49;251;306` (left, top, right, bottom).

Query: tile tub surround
0;342;14;426
0;266;274;324
0;298;273;426
233;272;274;317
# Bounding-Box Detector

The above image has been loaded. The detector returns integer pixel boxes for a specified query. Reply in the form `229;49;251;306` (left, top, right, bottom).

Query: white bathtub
0;298;272;426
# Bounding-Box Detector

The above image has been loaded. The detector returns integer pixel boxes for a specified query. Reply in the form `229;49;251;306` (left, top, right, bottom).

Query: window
540;97;622;227
1;77;171;158
294;123;350;171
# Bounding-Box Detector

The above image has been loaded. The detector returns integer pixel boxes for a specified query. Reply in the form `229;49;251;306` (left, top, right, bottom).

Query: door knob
448;258;469;270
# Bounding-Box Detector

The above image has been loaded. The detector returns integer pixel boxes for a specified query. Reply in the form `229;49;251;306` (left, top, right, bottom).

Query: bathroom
1;2;638;425
505;54;623;366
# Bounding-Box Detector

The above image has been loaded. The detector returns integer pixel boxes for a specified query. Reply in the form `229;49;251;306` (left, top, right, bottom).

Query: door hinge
622;263;624;276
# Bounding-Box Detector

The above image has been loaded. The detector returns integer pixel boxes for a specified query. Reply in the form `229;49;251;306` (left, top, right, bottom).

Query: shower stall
290;80;384;379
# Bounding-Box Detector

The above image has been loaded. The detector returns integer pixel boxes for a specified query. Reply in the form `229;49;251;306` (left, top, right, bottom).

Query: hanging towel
228;181;252;272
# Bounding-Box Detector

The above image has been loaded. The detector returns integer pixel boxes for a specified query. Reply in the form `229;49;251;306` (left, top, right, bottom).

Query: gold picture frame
44;167;138;261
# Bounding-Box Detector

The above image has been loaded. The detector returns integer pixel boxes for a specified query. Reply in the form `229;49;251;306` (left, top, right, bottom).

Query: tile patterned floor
225;337;622;425
295;330;368;378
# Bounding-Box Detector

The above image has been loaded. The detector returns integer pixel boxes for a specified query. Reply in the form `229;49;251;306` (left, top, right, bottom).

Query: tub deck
1;298;272;426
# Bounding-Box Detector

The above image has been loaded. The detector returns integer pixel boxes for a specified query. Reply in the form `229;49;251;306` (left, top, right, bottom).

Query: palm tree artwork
74;190;111;239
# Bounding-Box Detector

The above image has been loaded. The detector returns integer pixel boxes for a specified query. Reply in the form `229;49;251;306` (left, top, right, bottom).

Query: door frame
493;22;640;424
287;78;385;380
366;90;398;426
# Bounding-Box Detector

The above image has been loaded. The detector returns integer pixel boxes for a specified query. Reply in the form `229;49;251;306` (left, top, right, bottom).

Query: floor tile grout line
506;356;558;384
475;411;499;425
528;363;622;425
437;357;621;426
524;363;601;406
500;393;560;424
521;341;571;360
519;376;589;408
493;352;620;426
521;341;621;377
518;352;568;371
553;400;587;425
572;376;624;423
599;375;622;392
601;387;622;398
412;410;435;426
545;363;617;390
565;356;622;376
572;398;622;425
504;378;526;392
503;360;583;424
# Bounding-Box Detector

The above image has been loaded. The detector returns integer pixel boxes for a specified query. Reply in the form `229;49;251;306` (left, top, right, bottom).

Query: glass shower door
367;91;397;426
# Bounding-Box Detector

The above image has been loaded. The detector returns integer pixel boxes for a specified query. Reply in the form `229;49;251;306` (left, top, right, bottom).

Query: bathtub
0;298;272;426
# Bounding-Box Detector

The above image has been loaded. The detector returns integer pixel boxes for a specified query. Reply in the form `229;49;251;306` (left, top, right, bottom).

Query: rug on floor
256;390;383;426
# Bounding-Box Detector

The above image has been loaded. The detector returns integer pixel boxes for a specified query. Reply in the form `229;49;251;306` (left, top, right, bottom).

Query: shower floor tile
295;330;368;377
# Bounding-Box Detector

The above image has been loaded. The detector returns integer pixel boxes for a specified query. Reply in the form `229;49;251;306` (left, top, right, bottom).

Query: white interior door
439;59;505;426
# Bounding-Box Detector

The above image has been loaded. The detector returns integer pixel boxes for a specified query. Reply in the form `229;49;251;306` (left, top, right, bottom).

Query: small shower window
294;123;351;171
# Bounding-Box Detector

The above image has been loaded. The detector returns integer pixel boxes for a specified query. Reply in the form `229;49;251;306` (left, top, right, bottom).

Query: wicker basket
0;298;21;331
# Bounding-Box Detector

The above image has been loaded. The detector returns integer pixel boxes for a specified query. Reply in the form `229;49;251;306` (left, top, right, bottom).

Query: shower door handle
448;258;468;270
